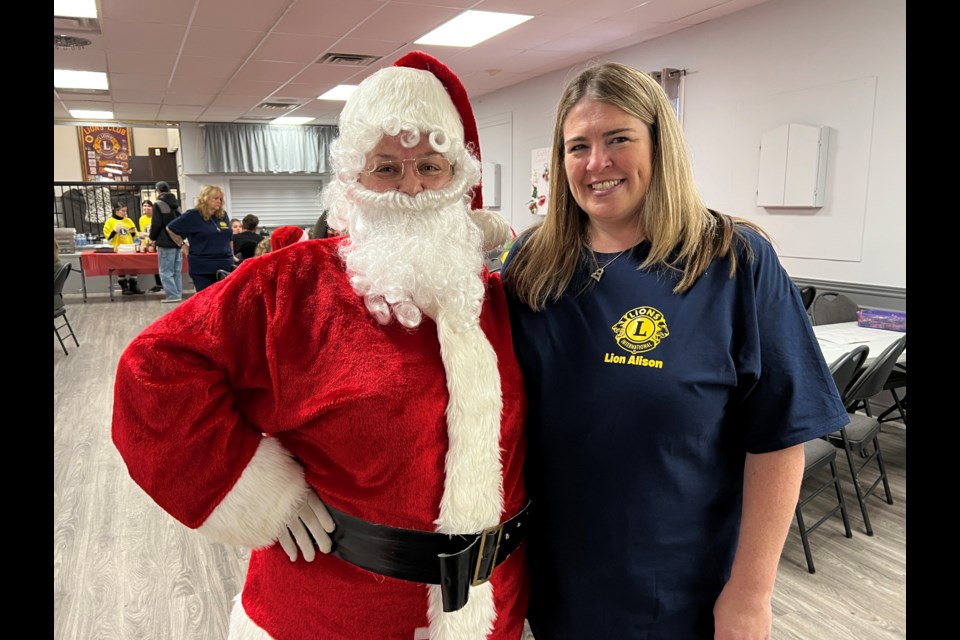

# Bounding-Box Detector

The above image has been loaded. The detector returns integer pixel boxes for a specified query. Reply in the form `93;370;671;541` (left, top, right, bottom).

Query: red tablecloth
80;251;189;276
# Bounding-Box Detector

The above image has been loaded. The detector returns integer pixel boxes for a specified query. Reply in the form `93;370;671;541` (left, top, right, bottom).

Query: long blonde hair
506;62;763;310
194;184;224;221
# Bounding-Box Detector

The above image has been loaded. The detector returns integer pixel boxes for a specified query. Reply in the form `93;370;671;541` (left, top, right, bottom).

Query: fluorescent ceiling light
271;116;314;125
69;110;114;120
415;11;533;47
55;69;109;90
317;85;358;101
54;0;97;18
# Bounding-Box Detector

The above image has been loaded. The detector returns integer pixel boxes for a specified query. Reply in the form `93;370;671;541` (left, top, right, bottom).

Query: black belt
325;500;531;612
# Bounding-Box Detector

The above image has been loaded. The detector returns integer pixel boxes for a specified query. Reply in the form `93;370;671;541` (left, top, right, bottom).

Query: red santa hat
270;225;308;250
392;52;513;248
392;51;482;210
333;51;513;249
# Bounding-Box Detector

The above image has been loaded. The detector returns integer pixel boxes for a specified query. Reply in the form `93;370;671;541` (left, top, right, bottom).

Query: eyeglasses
361;157;454;184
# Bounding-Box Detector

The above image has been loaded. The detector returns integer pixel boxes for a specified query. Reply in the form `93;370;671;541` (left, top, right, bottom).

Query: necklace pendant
590;268;604;282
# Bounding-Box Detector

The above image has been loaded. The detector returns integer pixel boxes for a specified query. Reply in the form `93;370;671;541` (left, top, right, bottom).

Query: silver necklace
589;249;628;282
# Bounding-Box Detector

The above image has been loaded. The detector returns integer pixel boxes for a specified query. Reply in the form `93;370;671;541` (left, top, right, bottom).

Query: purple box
856;308;906;332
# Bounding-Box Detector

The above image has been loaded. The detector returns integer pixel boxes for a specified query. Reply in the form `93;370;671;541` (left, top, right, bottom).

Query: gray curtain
205;124;337;173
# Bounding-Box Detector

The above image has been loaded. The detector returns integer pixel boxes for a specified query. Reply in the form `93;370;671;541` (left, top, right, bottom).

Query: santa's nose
396;168;425;197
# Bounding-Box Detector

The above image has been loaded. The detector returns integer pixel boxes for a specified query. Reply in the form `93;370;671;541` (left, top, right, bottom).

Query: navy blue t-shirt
504;227;848;639
167;209;234;274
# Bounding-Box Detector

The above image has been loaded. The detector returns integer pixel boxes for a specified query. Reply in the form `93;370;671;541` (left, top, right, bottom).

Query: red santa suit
111;239;528;639
111;52;526;640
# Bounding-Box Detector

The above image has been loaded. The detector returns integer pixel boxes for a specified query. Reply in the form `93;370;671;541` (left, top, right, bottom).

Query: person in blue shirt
166;184;236;292
502;62;848;639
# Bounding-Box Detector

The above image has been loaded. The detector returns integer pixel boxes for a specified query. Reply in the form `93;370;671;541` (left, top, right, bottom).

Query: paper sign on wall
527;147;551;216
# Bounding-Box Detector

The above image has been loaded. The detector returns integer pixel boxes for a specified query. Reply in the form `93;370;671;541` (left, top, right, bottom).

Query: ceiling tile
157;105;206;119
63;99;114;111
114;107;162;119
99;0;194;24
160;94;219;107
273;0;387;36
220;79;286;96
168;75;228;94
181;28;266;59
676;0;770;24
176;56;245;79
54;48;108;73
291;64;368;86
101;21;186;53
209;95;264;109
347;3;461;41
486;15;587;50
474;0;577;12
252;34;339;63
334;38;408;57
56;0;774;126
233;60;307;83
110;74;170;92
192;0;291;31
108;52;177;76
269;83;325;100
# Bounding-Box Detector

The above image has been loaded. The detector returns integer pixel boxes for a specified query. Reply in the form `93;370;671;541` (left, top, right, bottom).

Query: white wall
54;126;83;182
131;128;170;156
472;0;905;289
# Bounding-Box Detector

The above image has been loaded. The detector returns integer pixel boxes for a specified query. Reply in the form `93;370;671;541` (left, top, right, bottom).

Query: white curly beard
330;180;485;332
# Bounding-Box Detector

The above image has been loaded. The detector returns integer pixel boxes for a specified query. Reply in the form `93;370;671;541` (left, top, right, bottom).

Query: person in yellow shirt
138;200;164;292
103;203;145;295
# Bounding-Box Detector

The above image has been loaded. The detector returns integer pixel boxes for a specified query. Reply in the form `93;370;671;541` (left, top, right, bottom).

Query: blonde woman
503;62;847;639
166;185;235;292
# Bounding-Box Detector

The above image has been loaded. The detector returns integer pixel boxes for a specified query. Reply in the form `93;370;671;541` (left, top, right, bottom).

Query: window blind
228;177;327;232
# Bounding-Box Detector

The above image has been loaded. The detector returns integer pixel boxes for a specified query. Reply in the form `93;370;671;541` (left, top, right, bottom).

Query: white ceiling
54;0;769;126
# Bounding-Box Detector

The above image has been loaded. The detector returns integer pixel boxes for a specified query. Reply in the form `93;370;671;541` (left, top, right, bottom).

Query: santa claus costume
111;52;527;640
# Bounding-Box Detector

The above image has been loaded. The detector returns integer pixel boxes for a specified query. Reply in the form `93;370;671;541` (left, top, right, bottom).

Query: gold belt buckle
471;523;504;586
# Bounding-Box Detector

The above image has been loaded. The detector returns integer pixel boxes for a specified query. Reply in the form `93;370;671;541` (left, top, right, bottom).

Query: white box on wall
756;124;831;208
481;162;501;208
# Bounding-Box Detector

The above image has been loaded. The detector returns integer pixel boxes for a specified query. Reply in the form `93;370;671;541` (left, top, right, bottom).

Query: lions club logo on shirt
611;306;669;355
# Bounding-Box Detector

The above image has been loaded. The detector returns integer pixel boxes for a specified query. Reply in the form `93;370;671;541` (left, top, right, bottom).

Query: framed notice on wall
78;126;133;182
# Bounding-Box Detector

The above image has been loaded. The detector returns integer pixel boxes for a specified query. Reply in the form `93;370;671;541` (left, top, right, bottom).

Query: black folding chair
827;337;905;535
54;263;80;356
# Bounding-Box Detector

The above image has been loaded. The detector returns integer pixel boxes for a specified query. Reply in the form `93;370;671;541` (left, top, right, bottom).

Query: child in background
103;204;145;295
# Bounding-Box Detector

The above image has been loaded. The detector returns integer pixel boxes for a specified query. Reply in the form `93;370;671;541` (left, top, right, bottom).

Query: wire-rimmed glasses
360;156;454;185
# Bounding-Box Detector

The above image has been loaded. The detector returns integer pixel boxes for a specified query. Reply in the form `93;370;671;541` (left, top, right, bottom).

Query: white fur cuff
197;437;308;549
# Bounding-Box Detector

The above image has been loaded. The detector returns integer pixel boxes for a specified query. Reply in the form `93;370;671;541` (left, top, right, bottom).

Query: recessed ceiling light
69;109;114;120
55;69;109;90
317;85;358;101
415;11;533;47
271;116;315;125
54;0;97;18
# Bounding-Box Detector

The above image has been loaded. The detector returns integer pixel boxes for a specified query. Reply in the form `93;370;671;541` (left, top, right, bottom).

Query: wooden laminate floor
53;296;906;639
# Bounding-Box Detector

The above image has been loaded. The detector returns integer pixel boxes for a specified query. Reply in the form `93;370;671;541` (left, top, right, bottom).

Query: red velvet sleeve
111;257;292;532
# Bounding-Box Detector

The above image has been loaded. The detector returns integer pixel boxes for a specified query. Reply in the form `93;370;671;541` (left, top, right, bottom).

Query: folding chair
828;337;905;535
54;263;80;356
